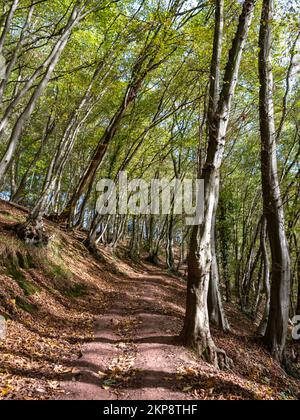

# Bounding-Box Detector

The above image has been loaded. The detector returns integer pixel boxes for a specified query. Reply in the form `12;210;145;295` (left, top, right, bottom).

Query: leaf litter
1;202;300;401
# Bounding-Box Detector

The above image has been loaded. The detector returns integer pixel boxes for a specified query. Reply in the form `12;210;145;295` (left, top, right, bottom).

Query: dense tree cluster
0;0;299;367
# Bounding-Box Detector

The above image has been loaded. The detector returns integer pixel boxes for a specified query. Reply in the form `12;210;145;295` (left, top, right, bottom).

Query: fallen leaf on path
98;371;107;378
1;387;12;396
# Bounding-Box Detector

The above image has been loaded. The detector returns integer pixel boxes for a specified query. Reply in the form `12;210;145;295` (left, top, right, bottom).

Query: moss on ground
0;244;40;296
64;283;89;298
15;297;38;314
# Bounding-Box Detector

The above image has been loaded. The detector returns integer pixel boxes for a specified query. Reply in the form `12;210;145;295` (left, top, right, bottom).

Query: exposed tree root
212;346;234;371
83;239;106;263
13;219;51;246
196;337;233;370
145;254;160;266
181;328;233;371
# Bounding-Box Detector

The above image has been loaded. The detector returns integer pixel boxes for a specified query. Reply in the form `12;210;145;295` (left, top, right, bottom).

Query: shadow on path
60;265;194;400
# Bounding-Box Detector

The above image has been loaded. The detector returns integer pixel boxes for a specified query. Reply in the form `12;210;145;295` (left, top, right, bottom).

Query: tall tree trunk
181;0;256;368
241;218;262;310
129;216;141;260
0;3;34;104
12;114;54;204
0;0;19;55
65;100;128;227
253;256;264;319
208;202;230;331
219;198;231;302
294;234;300;316
10;159;17;198
147;215;160;264
166;210;175;272
257;217;271;336
258;0;291;363
205;0;228;330
296;257;300;316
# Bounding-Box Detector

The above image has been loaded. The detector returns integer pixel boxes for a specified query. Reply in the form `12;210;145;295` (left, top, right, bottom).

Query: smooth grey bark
181;0;256;368
129;216;141;260
253;256;264;319
0;3;34;104
10;159;17;198
166;212;175;272
257;217;271;336
0;0;19;55
205;0;229;331
166;150;181;272
241;217;262;309
219;198;231;302
147;215;160;264
12;114;55;203
208;202;230;332
258;0;291;363
110;215;127;250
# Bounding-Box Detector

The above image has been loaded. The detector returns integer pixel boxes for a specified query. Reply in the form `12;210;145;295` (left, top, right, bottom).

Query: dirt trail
61;265;198;400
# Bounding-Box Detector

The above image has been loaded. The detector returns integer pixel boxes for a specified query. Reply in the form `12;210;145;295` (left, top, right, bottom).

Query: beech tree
181;0;256;368
258;0;291;363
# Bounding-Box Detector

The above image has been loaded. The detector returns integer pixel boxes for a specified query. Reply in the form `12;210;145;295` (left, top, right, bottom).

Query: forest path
61;264;197;400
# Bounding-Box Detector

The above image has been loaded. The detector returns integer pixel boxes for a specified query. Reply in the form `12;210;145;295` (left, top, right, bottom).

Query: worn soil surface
62;266;194;400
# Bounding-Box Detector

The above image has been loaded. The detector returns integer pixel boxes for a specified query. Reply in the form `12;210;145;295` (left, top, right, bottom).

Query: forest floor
0;200;300;400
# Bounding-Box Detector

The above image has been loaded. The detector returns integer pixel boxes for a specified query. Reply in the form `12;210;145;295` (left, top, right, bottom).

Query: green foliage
41;260;73;283
15;297;38;314
64;283;89;298
6;264;40;297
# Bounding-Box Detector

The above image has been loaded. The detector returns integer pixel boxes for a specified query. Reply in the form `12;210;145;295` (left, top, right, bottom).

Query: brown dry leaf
182;386;193;392
203;378;215;389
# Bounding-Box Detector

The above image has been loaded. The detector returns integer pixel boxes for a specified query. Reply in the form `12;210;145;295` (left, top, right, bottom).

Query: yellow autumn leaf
1;387;12;396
